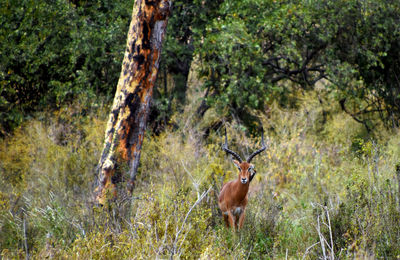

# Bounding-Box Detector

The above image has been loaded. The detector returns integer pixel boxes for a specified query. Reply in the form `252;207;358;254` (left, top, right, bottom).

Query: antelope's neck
232;179;249;201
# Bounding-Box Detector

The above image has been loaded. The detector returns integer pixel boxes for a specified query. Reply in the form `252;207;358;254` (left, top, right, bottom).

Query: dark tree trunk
95;0;171;204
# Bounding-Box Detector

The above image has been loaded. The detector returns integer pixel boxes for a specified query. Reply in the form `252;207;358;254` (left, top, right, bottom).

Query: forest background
1;0;400;258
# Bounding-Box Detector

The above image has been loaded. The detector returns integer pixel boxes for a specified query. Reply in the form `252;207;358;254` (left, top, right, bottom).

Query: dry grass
1;92;400;258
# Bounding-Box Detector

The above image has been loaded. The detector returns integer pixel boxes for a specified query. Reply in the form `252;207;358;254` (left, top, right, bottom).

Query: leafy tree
0;0;225;135
2;0;399;135
196;0;326;130
0;0;131;135
149;0;224;131
323;0;400;129
196;0;400;131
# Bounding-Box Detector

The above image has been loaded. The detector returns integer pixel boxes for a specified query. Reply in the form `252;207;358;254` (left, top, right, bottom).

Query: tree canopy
0;0;131;134
196;0;400;130
1;0;400;133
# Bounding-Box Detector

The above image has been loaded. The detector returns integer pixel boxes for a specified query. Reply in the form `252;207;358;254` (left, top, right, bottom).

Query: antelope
218;129;266;230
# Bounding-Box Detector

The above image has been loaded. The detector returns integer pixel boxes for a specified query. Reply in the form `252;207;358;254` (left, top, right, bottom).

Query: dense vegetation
0;0;133;135
197;0;400;130
1;0;400;258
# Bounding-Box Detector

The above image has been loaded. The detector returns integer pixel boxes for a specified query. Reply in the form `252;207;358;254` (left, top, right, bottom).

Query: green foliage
196;0;326;122
0;99;108;255
0;0;130;134
196;0;400;130
150;0;224;131
318;0;400;128
4;0;398;134
2;91;400;258
1;0;400;258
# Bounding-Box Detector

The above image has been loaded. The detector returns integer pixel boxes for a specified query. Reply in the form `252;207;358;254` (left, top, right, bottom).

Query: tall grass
1;92;400;258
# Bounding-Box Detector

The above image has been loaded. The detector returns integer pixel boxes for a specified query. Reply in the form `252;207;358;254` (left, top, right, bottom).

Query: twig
302;241;320;260
23;217;29;260
246;245;253;260
312;202;335;259
317;215;327;259
158;219;169;255
181;160;200;199
326;207;335;260
172;186;212;256
396;164;400;211
177;223;191;257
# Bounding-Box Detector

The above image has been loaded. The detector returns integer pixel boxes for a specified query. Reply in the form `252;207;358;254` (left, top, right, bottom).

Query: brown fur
218;160;254;230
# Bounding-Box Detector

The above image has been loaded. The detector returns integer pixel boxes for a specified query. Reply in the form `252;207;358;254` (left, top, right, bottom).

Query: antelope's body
218;129;266;230
218;162;250;229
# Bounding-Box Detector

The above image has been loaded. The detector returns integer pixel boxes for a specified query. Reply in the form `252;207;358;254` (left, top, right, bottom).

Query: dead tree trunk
95;0;171;205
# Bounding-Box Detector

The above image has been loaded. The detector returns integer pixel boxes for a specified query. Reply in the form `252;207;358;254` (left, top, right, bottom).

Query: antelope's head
232;160;255;184
222;128;267;184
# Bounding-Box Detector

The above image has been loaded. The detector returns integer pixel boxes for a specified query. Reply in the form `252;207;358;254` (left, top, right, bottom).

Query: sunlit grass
1;92;400;258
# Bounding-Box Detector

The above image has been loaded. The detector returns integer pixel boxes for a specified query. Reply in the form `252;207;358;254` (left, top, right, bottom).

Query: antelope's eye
248;166;255;173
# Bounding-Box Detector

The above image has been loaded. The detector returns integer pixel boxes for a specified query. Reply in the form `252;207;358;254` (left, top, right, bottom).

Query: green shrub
2;90;400;258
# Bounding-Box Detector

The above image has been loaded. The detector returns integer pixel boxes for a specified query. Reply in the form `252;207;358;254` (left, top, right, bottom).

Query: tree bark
95;0;171;205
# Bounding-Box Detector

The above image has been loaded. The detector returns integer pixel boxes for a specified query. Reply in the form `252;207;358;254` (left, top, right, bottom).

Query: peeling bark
95;0;171;204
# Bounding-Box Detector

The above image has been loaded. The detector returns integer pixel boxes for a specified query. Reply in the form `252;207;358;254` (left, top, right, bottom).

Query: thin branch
23;217;29;260
326;207;335;260
339;98;371;132
317;215;327;259
302;241;321;260
172;186;212;256
180;160;200;199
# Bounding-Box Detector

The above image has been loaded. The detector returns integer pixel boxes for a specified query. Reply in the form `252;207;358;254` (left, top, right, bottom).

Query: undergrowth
1;92;400;258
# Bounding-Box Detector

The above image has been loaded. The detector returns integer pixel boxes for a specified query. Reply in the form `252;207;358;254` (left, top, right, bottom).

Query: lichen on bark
95;0;171;204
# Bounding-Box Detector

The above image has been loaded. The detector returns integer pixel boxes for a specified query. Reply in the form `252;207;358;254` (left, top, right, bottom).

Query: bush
0;0;130;134
2;91;400;258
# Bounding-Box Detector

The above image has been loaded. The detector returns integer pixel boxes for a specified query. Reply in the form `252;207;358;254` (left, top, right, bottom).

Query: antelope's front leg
238;209;246;230
227;211;236;230
223;213;230;227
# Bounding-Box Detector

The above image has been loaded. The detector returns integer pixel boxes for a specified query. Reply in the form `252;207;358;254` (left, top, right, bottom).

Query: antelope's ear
249;167;256;182
232;160;241;170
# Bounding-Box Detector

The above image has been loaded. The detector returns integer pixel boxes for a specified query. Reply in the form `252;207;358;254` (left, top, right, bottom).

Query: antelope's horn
222;128;243;162
246;128;267;163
